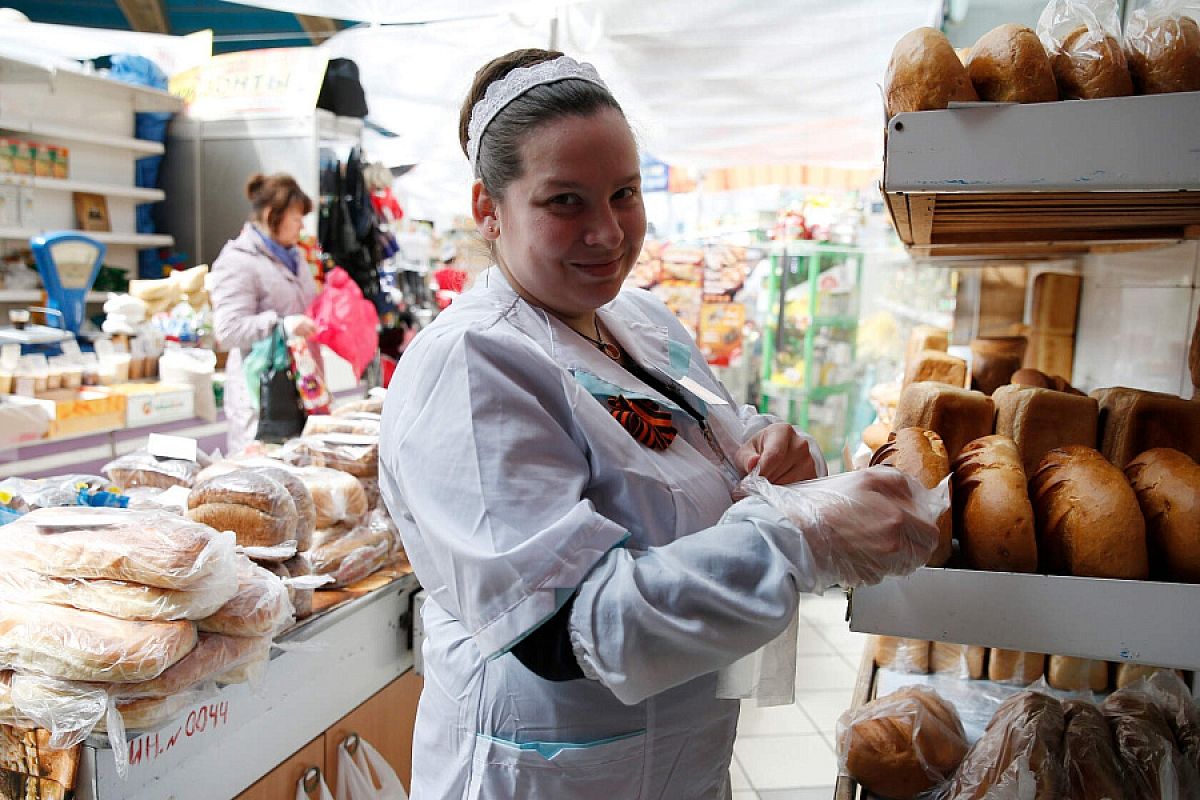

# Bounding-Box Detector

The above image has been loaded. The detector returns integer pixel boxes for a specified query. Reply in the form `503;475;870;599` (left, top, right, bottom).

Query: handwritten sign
127;701;230;768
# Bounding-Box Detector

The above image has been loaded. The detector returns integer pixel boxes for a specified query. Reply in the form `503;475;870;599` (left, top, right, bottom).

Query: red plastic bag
308;267;379;379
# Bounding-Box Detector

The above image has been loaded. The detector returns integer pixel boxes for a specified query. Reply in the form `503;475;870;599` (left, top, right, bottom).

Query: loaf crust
904;350;967;389
188;469;297;517
1125;13;1200;94
108;632;269;699
872;636;930;674
1093;386;1200;468
871;428;952;565
894;383;994;462
0;567;235;622
247;466;315;551
197;562;293;637
952;436;1039;572
884;27;979;117
1063;700;1127;800
296;467;369;528
1031;445;1149;579
0;599;197;683
969;336;1026;396
1125;448;1200;582
1048;655;1109;692
839;685;968;799
967;24;1059;103
988;649;1046;685
930;642;986;679
187;502;293;549
1053;26;1134;99
992;384;1100;476
1102;689;1200;799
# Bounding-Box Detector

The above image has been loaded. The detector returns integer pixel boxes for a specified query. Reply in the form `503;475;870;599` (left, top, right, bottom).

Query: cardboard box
28;389;127;439
100;382;195;428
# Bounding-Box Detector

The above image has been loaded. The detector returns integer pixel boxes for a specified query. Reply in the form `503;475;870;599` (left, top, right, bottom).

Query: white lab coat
380;268;826;799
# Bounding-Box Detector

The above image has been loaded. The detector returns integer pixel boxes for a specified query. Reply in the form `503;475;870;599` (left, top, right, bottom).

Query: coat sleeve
210;254;281;352
378;324;629;659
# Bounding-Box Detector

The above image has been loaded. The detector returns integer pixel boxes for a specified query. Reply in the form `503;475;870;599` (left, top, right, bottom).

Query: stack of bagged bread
838;672;1200;798
883;0;1199;119
0;506;289;744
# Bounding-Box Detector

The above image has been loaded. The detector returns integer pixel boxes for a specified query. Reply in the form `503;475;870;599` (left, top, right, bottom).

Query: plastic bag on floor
336;736;407;800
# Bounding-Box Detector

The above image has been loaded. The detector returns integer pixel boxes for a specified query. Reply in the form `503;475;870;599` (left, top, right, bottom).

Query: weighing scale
0;232;106;353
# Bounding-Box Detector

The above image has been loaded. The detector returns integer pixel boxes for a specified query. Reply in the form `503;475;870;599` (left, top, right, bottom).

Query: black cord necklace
576;317;622;361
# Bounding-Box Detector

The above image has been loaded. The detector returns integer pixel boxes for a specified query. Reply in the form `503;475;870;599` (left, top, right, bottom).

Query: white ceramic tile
738;700;819;737
730;753;753;791
758;789;838;800
734;734;840;790
795;622;839;656
795;689;856;734
1073;284;1192;394
794;654;858;691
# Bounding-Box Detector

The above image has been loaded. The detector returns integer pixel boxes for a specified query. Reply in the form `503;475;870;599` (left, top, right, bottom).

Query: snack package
0;506;240;592
197;559;294;638
1124;0;1200;93
287;335;331;415
837;685;969;799
0;566;236;622
103;449;202;490
1037;0;1134;98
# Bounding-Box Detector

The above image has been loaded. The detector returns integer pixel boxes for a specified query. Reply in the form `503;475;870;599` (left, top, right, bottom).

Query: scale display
30;232;106;335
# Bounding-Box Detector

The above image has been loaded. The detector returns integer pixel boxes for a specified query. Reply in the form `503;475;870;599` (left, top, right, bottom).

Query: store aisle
731;589;865;800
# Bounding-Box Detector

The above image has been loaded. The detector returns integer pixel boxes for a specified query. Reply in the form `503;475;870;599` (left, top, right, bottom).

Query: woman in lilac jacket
210;173;321;454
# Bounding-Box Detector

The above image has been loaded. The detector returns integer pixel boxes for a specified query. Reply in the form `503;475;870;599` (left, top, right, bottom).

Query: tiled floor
730;589;868;800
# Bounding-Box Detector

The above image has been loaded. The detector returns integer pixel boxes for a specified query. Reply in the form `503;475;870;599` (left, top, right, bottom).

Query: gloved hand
735;422;825;485
722;466;947;592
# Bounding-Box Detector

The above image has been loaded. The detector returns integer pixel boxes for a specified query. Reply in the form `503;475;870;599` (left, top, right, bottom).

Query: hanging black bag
255;324;306;442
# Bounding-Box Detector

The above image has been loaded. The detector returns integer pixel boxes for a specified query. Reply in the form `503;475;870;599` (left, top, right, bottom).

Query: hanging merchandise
320;148;385;310
288;334;332;415
248;324;305;442
308;267;380;380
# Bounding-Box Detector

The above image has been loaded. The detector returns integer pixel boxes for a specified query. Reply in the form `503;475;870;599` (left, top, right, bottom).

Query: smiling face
477;107;646;327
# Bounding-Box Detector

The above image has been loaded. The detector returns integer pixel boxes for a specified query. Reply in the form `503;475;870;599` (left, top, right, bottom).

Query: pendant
599;341;622;361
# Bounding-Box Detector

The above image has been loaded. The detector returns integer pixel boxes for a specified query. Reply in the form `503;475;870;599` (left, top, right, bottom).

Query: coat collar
232;224;303;285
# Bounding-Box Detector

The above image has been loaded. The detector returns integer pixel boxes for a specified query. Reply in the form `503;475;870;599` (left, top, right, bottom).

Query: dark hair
458;49;625;198
245;173;313;232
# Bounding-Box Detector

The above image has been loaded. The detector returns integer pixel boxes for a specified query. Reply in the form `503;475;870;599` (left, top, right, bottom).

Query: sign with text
170;48;329;119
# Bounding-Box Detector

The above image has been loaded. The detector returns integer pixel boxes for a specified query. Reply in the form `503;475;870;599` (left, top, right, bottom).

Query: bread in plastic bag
0;599;198;683
0;474;122;513
1124;0;1200;93
331;395;384;417
96;683;214;734
1116;662;1185;689
987;649;1047;686
188;468;300;549
1037;0;1134;98
247;465;315;551
875;636;932;674
940;689;1066;800
1135;670;1200;771
837;685;968;799
103;449;202;490
282;553;317;619
0;506;239;592
738;466;948;591
302;414;381;437
930;642;986;680
283;434;379;479
1062;699;1129;800
294;466;369;528
197;559;294;638
307;518;392;588
0;566;236;621
1103;680;1200;798
1047;654;1110;692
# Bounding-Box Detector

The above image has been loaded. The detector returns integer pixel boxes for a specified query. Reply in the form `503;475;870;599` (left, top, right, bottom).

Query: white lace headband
466;55;608;172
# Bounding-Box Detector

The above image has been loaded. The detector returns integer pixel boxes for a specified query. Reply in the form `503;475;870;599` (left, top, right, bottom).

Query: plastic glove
735;422;826;484
725;466;947;592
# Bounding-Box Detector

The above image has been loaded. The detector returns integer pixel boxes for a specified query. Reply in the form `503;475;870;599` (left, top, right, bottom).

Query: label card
677;376;729;406
147;433;199;463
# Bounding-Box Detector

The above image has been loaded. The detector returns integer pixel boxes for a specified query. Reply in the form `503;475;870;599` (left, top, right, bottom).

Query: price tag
147;433;198;463
94;339;115;359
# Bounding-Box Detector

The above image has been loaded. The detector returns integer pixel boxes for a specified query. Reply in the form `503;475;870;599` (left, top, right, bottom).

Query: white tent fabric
316;0;940;224
220;0;581;24
0;21;211;77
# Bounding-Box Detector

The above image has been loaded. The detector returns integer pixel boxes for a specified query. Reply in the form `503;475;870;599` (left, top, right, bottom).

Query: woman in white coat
379;50;942;799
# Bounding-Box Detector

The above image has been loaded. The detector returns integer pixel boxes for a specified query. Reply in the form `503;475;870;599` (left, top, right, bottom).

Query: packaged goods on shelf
196;560;293;638
103;449;204;490
282;433;379;479
883;27;977;117
869;429;952;566
1037;0;1133;100
951;435;1039;573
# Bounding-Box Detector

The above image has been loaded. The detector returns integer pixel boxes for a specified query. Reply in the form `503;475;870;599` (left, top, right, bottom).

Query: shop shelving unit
759;242;863;467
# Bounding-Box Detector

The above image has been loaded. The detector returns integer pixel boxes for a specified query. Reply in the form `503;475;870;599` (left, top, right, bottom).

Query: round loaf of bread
1011;367;1055;389
1125;14;1200;94
188;502;294;549
952;436;1039;572
839;685;968;799
297;467;368;528
1031;445;1149;579
188;470;296;517
870;428;953;566
247;466;315;551
968;24;1059;102
862;421;893;452
1125;448;1200;582
884;27;979;117
198;562;292;637
1052;26;1134;99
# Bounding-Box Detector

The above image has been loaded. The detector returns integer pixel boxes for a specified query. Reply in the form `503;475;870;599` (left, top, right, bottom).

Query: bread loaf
1048;655;1110;692
1051;26;1134;99
951;436;1039;572
99;691;203;733
0;599;197;682
904;350;967;389
307;519;393;588
870;428;952;565
1125;12;1200;94
287;435;379;479
197;561;293;638
993;384;1100;476
188;470;299;549
108;632;269;699
893;383;995;462
1116;662;1183;689
1031;445;1149;579
1012;367;1084;395
1093;386;1200;468
988;649;1045;685
0;507;239;591
1137;670;1200;772
247;466;315;552
283;553;315;619
0;567;235;622
837;685;968;799
970;336;1026;395
873;636;930;673
943;690;1066;800
1063;700;1128;800
295;467;368;528
103;450;200;490
884;28;979;117
930;642;986;679
1125;448;1200;582
302;415;381;437
861;421;892;452
967;24;1059;103
905;325;949;367
1102;688;1200;799
332;395;383;416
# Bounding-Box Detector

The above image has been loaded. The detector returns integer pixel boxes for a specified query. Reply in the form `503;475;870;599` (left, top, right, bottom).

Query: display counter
73;571;420;800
